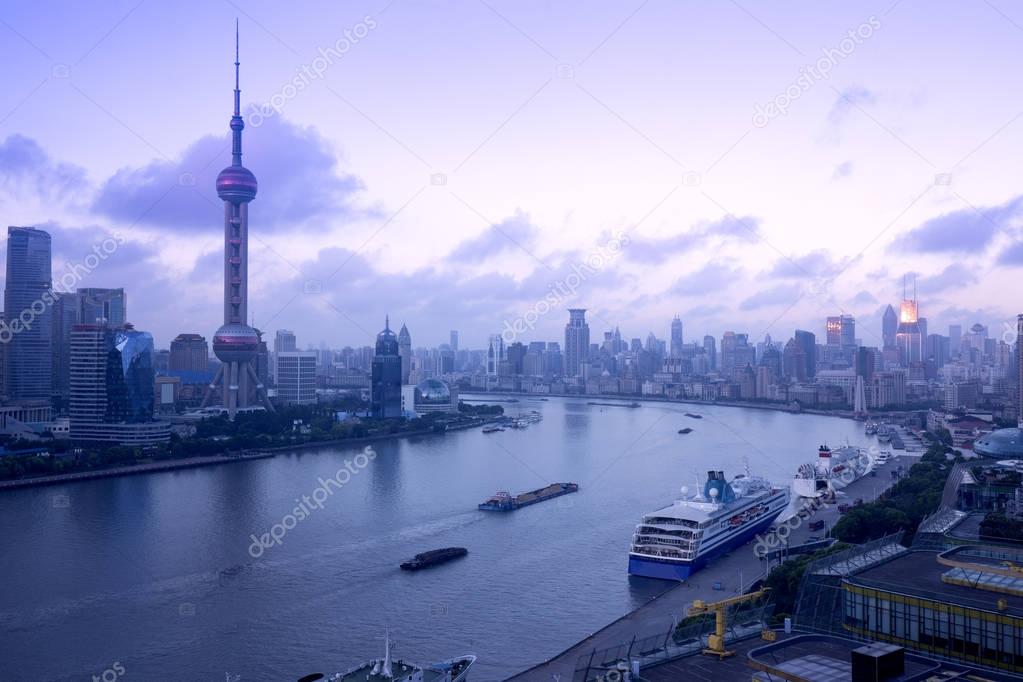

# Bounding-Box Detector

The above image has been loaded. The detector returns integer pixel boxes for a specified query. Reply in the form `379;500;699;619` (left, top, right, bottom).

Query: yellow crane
687;588;770;659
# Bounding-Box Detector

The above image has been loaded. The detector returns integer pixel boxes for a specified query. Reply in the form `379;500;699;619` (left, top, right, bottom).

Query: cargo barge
478;482;579;511
400;547;468;571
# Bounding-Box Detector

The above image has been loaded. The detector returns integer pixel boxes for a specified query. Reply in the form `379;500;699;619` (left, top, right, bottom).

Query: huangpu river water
0;397;872;681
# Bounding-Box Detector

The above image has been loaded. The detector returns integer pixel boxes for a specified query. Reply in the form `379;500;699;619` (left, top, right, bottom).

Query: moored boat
792;444;872;498
628;468;789;581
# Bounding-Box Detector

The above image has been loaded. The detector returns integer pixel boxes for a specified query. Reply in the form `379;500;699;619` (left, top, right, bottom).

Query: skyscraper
201;26;273;419
78;288;126;325
703;335;717;371
896;280;922;366
52;291;83;405
949;324;962;355
371;317;402;418
3;226;53;401
1017;315;1023;426
274;329;296;353
670;315;683;357
449;330;458;353
564;309;589;377
794;330;816;379
398;322;412;384
882;304;897;349
169;334;209;372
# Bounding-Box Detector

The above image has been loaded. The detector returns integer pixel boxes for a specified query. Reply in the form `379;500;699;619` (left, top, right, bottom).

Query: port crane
687;588;770;659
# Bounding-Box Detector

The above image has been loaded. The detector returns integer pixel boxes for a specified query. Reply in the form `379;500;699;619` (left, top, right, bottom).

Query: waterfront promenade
506;452;917;681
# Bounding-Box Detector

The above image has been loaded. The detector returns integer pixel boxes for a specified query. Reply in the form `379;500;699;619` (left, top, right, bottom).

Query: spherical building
414;378;457;414
212;322;259;364
974;428;1023;459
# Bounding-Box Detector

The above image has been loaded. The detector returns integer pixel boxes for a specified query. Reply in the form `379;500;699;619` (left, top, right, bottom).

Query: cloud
670;262;739;295
851;290;877;305
895;195;1023;254
768;250;851;279
685;303;726;319
997;238;1023;266
0;134;88;200
740;283;801;310
92;116;366;233
828;86;876;126
913;263;977;296
446;211;540;262
832;161;853;180
625;215;760;264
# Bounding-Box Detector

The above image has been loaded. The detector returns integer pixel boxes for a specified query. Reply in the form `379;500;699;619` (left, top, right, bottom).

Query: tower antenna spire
231;18;244;166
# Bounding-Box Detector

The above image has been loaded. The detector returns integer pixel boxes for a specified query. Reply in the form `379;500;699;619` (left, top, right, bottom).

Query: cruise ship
628;469;790;581
792;445;872;499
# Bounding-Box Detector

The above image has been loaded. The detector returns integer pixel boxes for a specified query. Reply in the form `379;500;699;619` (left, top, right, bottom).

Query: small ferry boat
628;468;789;581
482;425;503;433
684;413;703;419
678;428;693;434
478;482;579;511
304;632;476;682
400;547;468;571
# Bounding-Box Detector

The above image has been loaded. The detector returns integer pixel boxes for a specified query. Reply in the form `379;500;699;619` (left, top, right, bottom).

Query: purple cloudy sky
1;0;1022;350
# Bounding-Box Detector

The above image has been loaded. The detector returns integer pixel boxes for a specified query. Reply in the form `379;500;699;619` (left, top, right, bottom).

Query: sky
1;0;1022;351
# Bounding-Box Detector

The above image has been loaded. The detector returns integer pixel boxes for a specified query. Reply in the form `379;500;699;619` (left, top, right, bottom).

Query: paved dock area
506;451;918;681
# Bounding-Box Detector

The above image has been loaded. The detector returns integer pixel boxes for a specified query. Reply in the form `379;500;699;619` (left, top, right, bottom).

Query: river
0;397;872;681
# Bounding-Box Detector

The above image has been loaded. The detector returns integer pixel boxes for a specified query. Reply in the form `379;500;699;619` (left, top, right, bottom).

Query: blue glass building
3;226;53;401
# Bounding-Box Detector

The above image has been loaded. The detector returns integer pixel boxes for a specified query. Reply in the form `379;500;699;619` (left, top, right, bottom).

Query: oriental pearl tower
201;23;274;418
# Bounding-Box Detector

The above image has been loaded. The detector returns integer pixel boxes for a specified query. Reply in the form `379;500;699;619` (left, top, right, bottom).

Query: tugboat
400;547;468;571
303;631;476;682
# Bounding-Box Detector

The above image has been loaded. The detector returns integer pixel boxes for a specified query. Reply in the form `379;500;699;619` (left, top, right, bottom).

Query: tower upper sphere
216;20;257;203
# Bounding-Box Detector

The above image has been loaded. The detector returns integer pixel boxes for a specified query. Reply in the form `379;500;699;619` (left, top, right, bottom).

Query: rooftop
846;548;1023;617
637;632;1023;682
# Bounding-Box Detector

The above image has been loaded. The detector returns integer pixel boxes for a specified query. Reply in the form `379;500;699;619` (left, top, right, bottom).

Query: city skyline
1;2;1021;348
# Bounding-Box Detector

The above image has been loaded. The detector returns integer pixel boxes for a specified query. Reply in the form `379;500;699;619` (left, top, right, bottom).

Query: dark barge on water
478;482;579;511
400;547;468;571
